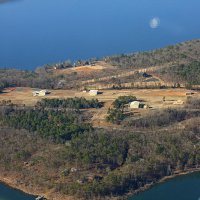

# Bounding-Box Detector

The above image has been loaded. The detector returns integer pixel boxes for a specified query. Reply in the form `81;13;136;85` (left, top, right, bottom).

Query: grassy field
0;87;198;128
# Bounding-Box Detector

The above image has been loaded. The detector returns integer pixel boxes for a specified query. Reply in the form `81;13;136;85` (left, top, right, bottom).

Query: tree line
106;96;136;124
0;107;92;142
36;97;102;109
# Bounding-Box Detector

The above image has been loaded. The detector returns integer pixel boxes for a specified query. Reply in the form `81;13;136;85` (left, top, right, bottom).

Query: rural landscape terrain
1;39;200;199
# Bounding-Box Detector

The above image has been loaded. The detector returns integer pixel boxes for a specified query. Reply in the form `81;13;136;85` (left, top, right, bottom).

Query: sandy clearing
53;61;112;75
0;88;198;107
0;87;199;127
55;65;106;75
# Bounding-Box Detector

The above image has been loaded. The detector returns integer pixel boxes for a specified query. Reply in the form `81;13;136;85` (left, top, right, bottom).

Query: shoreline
0;168;200;200
120;167;200;200
0;174;74;200
0;176;42;198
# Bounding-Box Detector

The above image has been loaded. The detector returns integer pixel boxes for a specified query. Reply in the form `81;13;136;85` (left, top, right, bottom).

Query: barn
32;90;50;97
89;90;98;96
130;101;141;109
130;101;146;109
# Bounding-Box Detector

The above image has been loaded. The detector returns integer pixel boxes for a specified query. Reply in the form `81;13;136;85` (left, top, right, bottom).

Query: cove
129;172;200;200
0;182;35;200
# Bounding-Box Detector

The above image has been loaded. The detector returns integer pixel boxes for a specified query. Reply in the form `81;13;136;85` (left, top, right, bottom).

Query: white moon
149;17;160;29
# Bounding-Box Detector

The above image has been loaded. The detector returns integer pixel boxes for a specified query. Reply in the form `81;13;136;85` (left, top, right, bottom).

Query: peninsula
1;39;200;200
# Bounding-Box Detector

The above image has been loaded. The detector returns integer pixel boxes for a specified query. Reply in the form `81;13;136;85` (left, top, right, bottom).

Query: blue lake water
129;172;200;200
0;182;35;200
0;0;200;69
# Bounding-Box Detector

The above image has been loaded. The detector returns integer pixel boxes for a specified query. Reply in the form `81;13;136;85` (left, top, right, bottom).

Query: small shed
32;90;50;97
130;101;141;109
89;90;98;96
38;90;49;96
130;101;146;109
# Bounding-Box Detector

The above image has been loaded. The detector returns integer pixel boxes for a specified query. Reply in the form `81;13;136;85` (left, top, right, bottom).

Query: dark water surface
0;0;200;69
0;182;35;200
129;172;200;200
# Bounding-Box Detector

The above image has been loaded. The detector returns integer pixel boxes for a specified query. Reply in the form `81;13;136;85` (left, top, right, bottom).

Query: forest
36;97;102;109
1;119;200;199
0;106;92;141
157;61;200;86
0;97;200;199
105;40;200;70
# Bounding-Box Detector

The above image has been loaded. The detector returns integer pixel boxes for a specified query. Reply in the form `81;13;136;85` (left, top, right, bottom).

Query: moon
149;17;160;29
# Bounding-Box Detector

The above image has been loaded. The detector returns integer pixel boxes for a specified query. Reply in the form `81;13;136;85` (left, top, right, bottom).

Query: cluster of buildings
86;90;148;109
32;88;148;109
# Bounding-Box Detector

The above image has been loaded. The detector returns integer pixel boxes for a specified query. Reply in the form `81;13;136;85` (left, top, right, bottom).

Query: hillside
1;39;200;91
0;95;200;200
1;39;200;200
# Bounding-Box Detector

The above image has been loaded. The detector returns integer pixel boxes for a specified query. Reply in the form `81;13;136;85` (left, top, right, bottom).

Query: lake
129;172;200;200
0;0;200;69
0;182;35;200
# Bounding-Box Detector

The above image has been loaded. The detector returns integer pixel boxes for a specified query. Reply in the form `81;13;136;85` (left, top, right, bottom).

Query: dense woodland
1;115;200;199
0;97;200;199
0;68;56;89
157;61;200;86
36;97;102;109
0;106;92;141
105;40;200;69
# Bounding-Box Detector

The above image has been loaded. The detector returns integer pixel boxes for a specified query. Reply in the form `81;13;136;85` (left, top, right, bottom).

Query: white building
130;101;141;109
129;101;148;109
89;90;98;96
32;90;50;97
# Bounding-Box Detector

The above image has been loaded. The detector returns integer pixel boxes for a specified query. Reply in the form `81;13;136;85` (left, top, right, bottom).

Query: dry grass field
54;61;113;75
1;87;196;106
0;87;199;128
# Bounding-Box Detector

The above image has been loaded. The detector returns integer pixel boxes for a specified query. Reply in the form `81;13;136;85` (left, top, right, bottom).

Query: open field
0;87;197;106
53;61;113;75
0;87;199;127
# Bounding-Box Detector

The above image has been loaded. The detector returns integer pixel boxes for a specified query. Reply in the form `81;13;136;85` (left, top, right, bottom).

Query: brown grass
0;87;199;127
54;61;112;75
